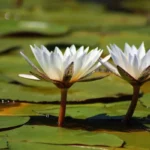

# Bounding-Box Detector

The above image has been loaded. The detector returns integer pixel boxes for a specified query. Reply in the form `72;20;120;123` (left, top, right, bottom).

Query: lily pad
0;125;124;147
0;32;100;59
34;101;150;120
105;101;150;118
36;104;105;119
8;141;109;150
0;75;133;102
113;131;150;149
0;20;69;36
0;137;8;149
0;116;30;129
0;45;20;54
140;94;150;108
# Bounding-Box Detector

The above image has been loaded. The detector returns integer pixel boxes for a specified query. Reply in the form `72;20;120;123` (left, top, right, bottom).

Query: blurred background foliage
0;0;149;49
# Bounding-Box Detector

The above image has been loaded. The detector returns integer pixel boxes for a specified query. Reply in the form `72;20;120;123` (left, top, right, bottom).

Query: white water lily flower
99;42;150;123
100;42;150;85
19;45;110;88
19;44;110;127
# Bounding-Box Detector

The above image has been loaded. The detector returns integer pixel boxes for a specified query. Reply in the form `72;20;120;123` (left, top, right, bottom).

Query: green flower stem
58;88;68;127
123;85;140;123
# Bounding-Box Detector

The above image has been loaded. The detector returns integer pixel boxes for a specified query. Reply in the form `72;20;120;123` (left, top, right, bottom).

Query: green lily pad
34;101;150;120
113;131;150;149
1;125;124;147
100;32;150;52
8;141;110;150
36;104;105;119
105;101;150;118
0;20;69;36
0;116;30;129
0;75;133;102
0;101;147;118
140;94;150;108
0;45;20;54
0;32;100;55
0;137;8;149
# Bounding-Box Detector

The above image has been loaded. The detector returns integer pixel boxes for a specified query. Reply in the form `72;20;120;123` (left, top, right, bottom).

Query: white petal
131;55;140;79
30;45;46;70
64;47;71;59
72;56;83;77
19;74;40;80
73;50;101;79
20;51;40;71
84;47;89;53
110;44;122;55
138;42;145;59
140;49;150;71
76;46;84;58
99;59;120;76
70;45;76;55
107;45;121;64
64;55;73;70
42;50;50;70
106;45;112;53
83;62;101;76
51;52;63;72
113;44;123;52
109;52;120;66
101;54;111;63
41;45;50;56
131;45;138;55
108;45;128;71
80;50;101;72
99;49;103;57
48;53;63;80
119;51;130;71
54;47;64;60
124;43;132;57
106;43;150;80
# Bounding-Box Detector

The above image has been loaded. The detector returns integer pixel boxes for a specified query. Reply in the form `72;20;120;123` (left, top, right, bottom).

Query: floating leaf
35;101;150;120
0;74;133;102
0;20;69;37
0;125;124;147
0;116;30;129
0;137;8;149
35;104;105;119
113;131;150;149
140;94;150;108
0;45;20;55
105;101;150;118
8;141;109;150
